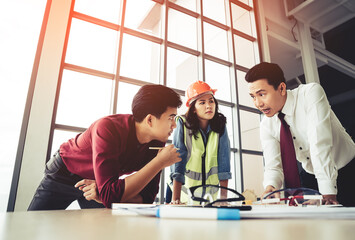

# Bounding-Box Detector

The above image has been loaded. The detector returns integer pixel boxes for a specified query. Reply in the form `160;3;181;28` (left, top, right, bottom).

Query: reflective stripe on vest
185;166;219;181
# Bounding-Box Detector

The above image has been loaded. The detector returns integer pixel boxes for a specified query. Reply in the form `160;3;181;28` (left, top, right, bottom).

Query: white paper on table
240;205;355;219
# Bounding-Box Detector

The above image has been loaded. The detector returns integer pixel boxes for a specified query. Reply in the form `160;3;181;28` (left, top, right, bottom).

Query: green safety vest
177;116;220;204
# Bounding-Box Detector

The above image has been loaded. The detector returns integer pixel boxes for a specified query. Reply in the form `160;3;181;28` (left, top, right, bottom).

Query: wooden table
1;209;355;240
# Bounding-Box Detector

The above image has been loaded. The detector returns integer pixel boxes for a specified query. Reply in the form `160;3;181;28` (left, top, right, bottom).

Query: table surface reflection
1;208;355;240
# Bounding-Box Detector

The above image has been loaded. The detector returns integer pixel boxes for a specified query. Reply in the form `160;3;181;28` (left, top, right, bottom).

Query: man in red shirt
28;84;182;210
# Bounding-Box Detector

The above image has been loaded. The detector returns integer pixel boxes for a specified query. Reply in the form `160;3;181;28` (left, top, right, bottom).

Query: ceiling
262;0;355;137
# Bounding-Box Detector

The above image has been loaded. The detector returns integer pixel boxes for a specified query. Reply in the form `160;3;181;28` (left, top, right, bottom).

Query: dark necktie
278;112;301;188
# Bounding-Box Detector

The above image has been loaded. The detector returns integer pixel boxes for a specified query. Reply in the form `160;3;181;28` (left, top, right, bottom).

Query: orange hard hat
185;81;217;107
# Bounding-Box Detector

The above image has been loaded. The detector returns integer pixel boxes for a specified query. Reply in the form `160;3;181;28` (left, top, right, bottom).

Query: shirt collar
200;124;211;135
280;90;295;116
129;115;142;147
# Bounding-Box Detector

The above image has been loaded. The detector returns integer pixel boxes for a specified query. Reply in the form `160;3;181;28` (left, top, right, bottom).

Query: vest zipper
201;130;207;186
201;129;211;204
201;151;206;186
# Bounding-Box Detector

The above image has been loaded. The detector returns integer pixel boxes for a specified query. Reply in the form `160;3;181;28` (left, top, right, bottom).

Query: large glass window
51;130;81;155
167;48;199;90
205;60;231;102
120;34;160;83
116;82;141;114
234;35;256;68
169;0;197;12
231;3;253;36
168;9;198;50
74;0;121;23
65;18;118;73
237;70;256;108
48;0;262;206
219;105;234;148
229;154;236;190
240;110;262;152
203;0;226;24
239;0;253;7
56;70;112;128
204;23;229;61
125;0;161;37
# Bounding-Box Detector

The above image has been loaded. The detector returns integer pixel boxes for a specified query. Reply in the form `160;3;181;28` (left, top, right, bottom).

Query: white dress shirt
260;83;355;195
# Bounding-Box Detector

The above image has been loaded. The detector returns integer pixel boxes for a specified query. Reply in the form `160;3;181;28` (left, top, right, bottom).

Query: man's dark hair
185;96;226;139
132;84;182;122
245;62;285;90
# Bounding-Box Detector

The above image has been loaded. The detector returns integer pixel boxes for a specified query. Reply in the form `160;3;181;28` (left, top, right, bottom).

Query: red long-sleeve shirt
60;114;164;208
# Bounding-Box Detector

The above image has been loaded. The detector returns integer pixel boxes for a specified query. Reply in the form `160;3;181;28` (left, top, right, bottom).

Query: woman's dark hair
245;62;285;90
185;96;226;138
132;84;182;122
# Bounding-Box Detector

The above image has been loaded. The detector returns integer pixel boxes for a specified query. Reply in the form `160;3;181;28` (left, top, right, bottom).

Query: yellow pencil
149;147;179;150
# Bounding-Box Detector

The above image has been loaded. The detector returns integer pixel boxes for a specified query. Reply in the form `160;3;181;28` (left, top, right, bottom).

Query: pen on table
149;147;179;150
156;206;240;220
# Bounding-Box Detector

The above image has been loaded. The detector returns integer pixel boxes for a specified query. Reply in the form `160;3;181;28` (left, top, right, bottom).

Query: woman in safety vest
170;81;231;204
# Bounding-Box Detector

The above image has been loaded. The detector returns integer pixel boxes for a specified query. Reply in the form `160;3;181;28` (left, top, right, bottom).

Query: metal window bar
21;0;262;207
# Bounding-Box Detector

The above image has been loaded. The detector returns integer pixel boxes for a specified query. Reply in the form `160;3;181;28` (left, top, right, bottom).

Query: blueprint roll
156;206;240;220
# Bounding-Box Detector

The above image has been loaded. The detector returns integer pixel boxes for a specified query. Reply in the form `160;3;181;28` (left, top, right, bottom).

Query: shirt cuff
171;172;185;184
218;172;232;180
317;179;338;195
263;171;284;190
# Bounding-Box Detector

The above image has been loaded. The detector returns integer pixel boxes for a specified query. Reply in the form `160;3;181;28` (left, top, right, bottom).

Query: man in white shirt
245;62;355;206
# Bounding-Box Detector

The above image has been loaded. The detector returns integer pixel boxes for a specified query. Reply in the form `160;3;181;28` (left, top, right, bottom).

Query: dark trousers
298;157;355;207
165;184;172;203
28;151;104;211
